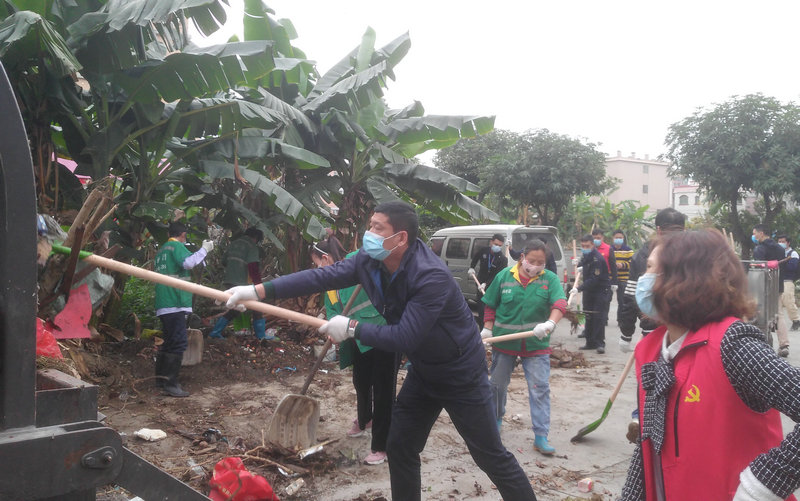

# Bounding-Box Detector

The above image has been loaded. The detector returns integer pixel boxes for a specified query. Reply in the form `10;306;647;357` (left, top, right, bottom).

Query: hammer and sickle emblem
684;384;700;403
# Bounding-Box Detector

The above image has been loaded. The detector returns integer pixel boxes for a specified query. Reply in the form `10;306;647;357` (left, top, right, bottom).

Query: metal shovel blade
267;393;321;449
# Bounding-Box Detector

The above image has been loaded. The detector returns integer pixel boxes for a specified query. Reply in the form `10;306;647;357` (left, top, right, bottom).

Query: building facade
604;152;671;213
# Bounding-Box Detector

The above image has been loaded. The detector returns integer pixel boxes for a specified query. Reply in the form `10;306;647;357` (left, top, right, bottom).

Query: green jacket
224;236;260;285
154;239;193;310
481;263;566;353
324;252;386;369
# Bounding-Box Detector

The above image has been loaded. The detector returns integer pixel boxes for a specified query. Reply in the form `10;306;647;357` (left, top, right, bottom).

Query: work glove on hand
468;268;476;277
480;327;493;340
202;239;214;253
224;285;259;312
533;320;556;340
576;266;582;275
619;338;633;353
733;467;781;501
319;315;355;344
572;257;581;267
611;284;618;293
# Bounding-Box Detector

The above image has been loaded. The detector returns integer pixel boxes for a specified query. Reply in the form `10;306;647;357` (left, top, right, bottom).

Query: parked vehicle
429;224;573;309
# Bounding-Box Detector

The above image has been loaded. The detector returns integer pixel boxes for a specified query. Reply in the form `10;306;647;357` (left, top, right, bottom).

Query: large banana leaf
200;129;329;169
378;115;496;157
167;97;291;138
199;160;327;240
114;41;276;102
0;11;82;76
303;60;387;114
382;163;481;196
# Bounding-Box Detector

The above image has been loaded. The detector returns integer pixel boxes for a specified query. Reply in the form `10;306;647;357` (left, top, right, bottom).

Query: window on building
642;165;649;174
694;196;700;205
643;185;648;194
679;195;689;205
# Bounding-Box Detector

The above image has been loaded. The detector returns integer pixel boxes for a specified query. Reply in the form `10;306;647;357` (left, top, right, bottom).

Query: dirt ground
81;302;800;500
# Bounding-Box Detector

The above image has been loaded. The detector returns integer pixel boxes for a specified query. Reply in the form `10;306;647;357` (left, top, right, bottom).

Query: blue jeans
490;351;551;436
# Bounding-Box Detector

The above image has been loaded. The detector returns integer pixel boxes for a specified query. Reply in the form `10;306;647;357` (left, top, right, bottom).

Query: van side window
445;238;471;259
429;237;445;256
471;239;490;260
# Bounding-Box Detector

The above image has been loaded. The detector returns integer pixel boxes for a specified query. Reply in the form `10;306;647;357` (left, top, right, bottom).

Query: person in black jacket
753;223;788;356
469;234;508;325
224;202;537;501
574;234;611;353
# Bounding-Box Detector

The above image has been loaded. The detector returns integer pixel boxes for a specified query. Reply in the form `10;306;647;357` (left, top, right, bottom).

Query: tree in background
478;129;611;226
666;93;800;257
557;195;653;251
434;129;516;197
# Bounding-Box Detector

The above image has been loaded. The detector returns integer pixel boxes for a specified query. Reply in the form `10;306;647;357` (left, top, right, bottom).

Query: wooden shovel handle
609;352;636;404
299;285;363;395
76;252;326;329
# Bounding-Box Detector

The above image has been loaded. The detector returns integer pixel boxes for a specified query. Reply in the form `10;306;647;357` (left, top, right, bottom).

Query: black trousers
158;312;188;354
583;288;610;348
615;281;626;326
386;367;536;501
352;347;397;453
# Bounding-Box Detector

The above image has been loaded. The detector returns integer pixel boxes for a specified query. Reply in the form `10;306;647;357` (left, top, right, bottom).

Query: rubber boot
162;352;189;398
208;317;229;339
253;318;272;340
534;435;555;455
154;352;167;388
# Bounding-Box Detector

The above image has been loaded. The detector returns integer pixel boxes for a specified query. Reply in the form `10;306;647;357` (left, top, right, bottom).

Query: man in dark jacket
224;202;537;501
469;233;508;325
754;223;788;356
576;234;611;353
618;208;686;352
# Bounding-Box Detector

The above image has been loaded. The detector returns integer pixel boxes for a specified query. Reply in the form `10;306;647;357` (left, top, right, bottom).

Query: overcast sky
211;1;800;160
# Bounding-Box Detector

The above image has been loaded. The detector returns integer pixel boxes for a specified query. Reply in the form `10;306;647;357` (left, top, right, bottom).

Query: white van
429;224;572;308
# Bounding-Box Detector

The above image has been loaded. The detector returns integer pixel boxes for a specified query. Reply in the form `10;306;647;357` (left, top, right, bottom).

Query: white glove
319;315;354;344
576;267;582;275
611;284;618;292
224;285;259;312
733;467;781;501
480;327;493;340
619;338;633;353
572;258;580;267
468;268;476;277
532;320;556;340
202;239;214;253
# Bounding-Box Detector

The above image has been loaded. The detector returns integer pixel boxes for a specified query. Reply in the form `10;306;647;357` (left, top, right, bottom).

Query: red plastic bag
208;457;279;501
36;317;63;359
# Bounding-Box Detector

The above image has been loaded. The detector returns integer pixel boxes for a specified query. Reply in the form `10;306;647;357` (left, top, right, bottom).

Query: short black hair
655;208;686;232
580;234;594;243
245;227;263;242
491;233;505;242
777;234;790;244
753;223;769;235
312;235;346;262
591;228;604;236
613;229;625;237
374;201;419;242
168;222;188;237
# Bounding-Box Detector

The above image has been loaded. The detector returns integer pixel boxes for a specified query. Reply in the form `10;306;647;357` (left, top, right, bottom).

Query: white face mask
521;260;544;277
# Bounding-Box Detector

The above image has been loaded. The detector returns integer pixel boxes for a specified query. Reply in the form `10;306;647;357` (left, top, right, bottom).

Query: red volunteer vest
596;241;612;272
635;317;794;501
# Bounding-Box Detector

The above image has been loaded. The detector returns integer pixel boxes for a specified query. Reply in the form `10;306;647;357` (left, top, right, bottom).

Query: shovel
267;285;363;449
51;244;327;330
470;273;485;294
570;352;636;442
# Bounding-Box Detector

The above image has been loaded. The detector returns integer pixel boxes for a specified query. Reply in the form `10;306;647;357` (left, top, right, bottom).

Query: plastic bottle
285;478;305;496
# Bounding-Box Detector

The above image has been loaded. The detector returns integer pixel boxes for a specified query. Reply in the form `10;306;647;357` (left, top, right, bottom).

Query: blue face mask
635;273;661;322
581;248;592;255
751;235;759;244
491;244;502;253
593;239;602;247
780;242;788;249
613;238;624;246
363;230;400;261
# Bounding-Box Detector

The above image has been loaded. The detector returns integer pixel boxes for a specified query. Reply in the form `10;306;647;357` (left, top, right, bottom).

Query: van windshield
511;231;562;260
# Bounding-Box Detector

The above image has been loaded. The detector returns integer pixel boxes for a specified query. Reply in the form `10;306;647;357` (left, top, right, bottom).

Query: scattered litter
187;459;205;477
134;428;167;441
298;444;323;460
272;366;296;374
202;428;227;444
285;478;305;496
577;477;594;492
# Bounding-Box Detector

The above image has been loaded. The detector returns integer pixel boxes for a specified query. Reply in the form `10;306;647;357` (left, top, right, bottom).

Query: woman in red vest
620;229;800;501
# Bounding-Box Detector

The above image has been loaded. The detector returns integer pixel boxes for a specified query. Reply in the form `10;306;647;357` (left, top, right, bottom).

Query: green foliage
558;195;654;251
478;129;611;226
665;93;800;254
113;276;157;332
434;129;516;190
